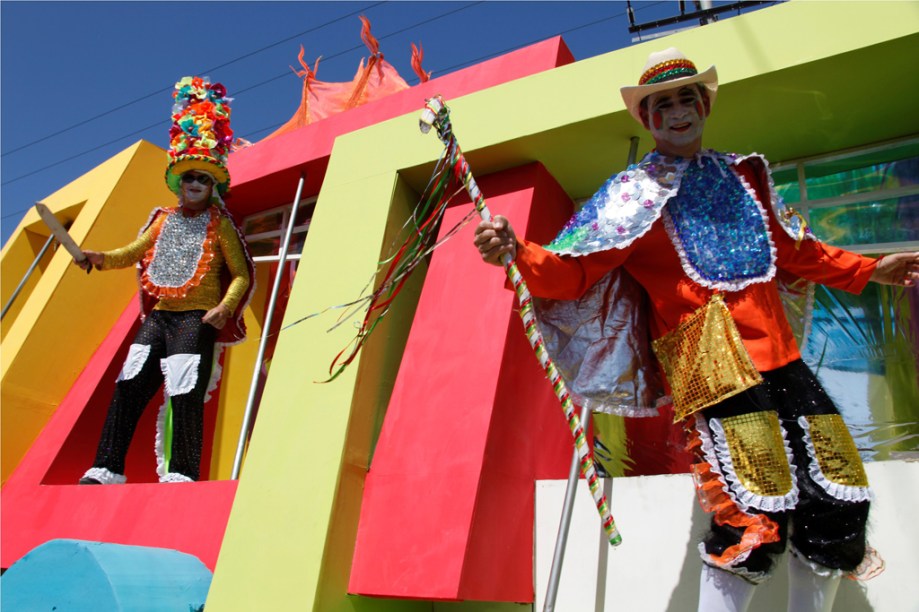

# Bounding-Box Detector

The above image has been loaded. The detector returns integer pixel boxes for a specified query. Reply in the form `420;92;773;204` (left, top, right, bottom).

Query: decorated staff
309;95;622;544
419;96;622;546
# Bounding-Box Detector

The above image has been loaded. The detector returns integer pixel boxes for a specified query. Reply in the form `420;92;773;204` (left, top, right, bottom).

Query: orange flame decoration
293;45;321;83
359;15;380;56
348;15;385;108
256;16;424;143
411;43;431;83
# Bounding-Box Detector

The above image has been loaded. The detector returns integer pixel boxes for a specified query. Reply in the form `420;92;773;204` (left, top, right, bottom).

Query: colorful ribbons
420;96;622;546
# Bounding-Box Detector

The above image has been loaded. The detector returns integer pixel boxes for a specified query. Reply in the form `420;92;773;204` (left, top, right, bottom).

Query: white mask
180;173;213;207
644;86;707;156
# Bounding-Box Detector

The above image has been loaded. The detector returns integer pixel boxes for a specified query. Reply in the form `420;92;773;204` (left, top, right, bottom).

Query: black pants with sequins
91;310;217;481
697;359;870;578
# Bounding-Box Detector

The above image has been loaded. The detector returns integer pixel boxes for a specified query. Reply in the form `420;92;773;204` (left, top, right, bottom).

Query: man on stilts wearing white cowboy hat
475;48;917;611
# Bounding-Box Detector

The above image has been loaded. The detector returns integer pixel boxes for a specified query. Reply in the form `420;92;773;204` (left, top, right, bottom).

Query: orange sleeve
769;215;878;293
514;238;634;300
737;162;879;295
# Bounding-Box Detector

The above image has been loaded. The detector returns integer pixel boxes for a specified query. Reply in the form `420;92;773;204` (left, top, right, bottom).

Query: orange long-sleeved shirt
514;162;878;372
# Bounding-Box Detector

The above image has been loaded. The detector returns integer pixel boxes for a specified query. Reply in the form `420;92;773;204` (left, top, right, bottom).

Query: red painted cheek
652;111;663;130
695;101;704;118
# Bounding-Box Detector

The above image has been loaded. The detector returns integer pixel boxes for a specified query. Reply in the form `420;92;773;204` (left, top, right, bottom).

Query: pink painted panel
349;163;575;602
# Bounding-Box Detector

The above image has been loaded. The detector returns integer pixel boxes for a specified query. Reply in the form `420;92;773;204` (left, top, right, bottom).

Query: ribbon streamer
419;96;622;546
287;133;474;381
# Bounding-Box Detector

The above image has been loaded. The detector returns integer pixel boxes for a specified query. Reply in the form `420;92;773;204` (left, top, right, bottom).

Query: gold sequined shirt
102;207;250;313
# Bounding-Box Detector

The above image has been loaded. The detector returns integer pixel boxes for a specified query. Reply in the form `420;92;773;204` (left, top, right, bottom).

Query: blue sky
1;1;776;246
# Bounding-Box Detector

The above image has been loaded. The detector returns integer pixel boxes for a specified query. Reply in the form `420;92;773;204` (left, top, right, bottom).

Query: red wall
349;163;578;601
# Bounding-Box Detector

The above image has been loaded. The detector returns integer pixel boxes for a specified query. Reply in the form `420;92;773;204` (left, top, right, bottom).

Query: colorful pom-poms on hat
165;76;233;195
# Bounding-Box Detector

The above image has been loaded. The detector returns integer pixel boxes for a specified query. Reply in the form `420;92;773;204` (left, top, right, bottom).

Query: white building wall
535;460;918;611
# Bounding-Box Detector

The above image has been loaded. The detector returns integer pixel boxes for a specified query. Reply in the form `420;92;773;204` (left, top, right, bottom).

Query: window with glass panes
772;136;919;461
242;199;316;262
771;137;919;254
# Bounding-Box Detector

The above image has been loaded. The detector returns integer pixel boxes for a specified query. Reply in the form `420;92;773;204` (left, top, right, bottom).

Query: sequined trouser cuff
688;359;871;582
90;310;217;482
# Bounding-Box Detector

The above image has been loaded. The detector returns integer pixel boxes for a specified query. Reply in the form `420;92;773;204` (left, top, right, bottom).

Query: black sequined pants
91;310;217;481
695;359;870;579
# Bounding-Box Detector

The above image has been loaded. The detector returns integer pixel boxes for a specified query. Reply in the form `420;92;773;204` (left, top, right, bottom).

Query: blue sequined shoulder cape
532;150;815;417
546;150;812;263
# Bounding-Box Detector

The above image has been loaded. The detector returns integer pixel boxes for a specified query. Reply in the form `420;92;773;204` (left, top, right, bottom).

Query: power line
235;2;651;139
1;1;486;192
233;1;485;97
416;2;651;80
0;1;386;159
0;122;164;198
1;0;683;219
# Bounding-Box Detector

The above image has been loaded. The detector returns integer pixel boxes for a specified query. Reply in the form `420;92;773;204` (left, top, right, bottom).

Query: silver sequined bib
146;211;210;288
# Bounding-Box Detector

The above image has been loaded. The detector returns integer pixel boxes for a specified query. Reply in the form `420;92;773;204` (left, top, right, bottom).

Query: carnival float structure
2;3;918;610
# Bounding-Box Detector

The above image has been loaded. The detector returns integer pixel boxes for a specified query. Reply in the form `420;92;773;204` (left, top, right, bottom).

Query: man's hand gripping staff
419;96;623;546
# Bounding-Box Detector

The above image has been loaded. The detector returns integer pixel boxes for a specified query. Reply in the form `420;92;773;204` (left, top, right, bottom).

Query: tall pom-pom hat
165;76;233;196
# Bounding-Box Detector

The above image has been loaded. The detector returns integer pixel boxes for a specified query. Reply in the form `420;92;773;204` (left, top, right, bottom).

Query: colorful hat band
166;155;230;196
639;59;698;86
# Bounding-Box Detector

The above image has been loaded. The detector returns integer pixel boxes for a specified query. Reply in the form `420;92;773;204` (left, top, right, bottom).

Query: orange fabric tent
259;16;430;142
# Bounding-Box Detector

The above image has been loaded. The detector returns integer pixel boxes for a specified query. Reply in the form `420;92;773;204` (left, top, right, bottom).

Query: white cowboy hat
620;48;718;125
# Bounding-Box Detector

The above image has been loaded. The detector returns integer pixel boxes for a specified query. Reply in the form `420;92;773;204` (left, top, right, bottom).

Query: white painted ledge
535;460;919;611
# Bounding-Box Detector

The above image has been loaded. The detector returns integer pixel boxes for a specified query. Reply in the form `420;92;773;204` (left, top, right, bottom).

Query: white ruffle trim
116;344;151;382
160;353;201;397
203;348;223;404
708;416;799;513
797;416;873;502
734;152;818;244
694;414;732;498
695;415;755;518
159;472;194;483
155;400;170;478
694;416;768;576
82;466;126;485
698;544;769;583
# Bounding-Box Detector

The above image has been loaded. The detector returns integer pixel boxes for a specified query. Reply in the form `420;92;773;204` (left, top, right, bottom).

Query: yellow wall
208;262;270;479
207;143;431;609
0;140;173;483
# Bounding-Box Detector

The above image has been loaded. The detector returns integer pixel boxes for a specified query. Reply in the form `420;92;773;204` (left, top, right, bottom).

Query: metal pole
231;172;306;479
544;402;591;612
543;136;640;611
628;136;640;167
1;233;55;321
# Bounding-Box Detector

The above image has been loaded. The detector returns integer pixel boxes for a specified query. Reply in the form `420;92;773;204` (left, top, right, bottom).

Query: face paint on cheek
695;101;705;119
652;110;663;130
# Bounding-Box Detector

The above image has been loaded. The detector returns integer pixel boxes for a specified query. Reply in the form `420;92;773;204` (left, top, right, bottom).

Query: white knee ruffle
159;472;194;483
797;415;873;503
116;344;151;382
82;466;127;485
160;353;201;397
